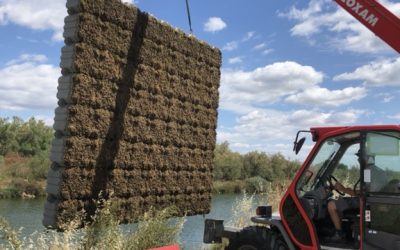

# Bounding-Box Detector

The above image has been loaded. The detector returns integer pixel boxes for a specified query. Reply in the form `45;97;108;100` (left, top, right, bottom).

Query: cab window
332;143;360;192
296;132;360;196
365;132;400;194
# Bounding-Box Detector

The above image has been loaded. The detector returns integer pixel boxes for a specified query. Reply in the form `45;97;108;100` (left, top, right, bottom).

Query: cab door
362;132;400;250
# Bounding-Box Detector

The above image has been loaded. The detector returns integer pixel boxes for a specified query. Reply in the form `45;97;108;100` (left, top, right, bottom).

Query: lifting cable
185;0;193;33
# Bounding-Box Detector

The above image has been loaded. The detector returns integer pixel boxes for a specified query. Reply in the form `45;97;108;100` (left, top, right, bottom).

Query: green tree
242;151;272;180
270;153;287;180
0;117;53;157
284;160;301;179
214;142;243;180
15;118;53;156
0;117;21;155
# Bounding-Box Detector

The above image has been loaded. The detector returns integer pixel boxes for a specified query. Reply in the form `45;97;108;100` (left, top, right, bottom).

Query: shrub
7;178;42;197
244;176;268;193
0;188;19;198
212;180;245;194
123;207;185;250
0;154;47;198
28;152;50;180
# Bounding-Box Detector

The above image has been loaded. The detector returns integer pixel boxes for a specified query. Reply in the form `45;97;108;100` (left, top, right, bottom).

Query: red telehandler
203;1;400;249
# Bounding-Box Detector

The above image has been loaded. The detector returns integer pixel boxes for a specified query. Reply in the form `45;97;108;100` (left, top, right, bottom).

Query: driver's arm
334;182;357;196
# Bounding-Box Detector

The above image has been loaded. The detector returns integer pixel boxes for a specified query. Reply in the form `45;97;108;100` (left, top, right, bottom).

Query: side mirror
294;137;306;155
293;130;311;155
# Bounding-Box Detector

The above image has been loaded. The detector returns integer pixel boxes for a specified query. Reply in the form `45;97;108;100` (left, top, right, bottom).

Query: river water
0;194;266;249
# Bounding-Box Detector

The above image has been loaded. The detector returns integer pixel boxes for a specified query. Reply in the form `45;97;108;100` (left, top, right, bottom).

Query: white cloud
254;43;266;50
288;109;364;126
0;0;141;41
228;57;243;64
285;86;367;107
0;0;67;41
217;108;364;156
34;115;54;126
220;61;324;112
122;0;139;4
283;0;325;36
383;96;394;103
334;57;400;86
223;41;239;51
242;31;255;42
388;113;400;120
6;54;47;65
281;0;400;53
262;49;274;55
223;32;257;51
203;17;227;32
0;54;59;110
376;93;394;103
253;43;274;55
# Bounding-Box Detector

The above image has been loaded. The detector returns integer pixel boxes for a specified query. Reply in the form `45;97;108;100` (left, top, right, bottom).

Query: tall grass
266;179;291;212
0;200;185;250
205;179;290;249
1;180;291;249
0;216;21;250
123;207;185;249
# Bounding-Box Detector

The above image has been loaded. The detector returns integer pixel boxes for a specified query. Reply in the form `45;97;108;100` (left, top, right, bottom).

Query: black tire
273;238;289;250
225;226;270;250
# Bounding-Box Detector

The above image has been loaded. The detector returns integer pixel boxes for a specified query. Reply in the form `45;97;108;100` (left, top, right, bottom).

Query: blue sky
0;0;400;159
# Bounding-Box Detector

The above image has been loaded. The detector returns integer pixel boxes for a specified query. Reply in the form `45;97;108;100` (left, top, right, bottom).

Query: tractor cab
285;126;400;249
203;126;400;250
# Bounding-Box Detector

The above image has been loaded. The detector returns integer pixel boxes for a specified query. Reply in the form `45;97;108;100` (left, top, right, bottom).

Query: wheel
273;238;289;250
225;226;270;250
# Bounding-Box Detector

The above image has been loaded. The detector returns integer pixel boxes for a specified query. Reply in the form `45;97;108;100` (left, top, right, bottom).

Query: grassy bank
0;117;52;199
0;153;49;199
0;200;185;250
0;183;288;249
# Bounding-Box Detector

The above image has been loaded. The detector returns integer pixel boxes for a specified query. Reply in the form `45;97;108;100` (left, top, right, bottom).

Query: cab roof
310;125;400;142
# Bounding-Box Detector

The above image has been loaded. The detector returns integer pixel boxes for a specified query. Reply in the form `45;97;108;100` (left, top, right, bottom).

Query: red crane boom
334;0;400;53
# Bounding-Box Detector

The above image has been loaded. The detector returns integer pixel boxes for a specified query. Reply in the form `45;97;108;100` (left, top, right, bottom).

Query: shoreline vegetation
0;117;297;249
0;117;52;199
0;189;285;249
0;117;300;199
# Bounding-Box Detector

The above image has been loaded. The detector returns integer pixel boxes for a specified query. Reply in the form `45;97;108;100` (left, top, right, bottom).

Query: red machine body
203;1;400;250
280;125;400;249
334;0;400;53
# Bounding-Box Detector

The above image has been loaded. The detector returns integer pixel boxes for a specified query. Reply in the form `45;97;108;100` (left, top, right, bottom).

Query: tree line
0;116;301;196
0;117;53;198
0;117;53;157
213;142;301;193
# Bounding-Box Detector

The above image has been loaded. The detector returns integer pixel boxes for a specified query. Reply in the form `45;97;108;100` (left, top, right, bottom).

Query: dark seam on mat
90;11;149;217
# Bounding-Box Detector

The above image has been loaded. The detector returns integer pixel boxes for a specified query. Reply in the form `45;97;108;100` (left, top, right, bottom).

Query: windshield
296;132;360;196
297;139;340;195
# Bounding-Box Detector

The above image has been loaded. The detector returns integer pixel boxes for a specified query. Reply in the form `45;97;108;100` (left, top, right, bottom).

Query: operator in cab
326;151;387;243
326;180;359;242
